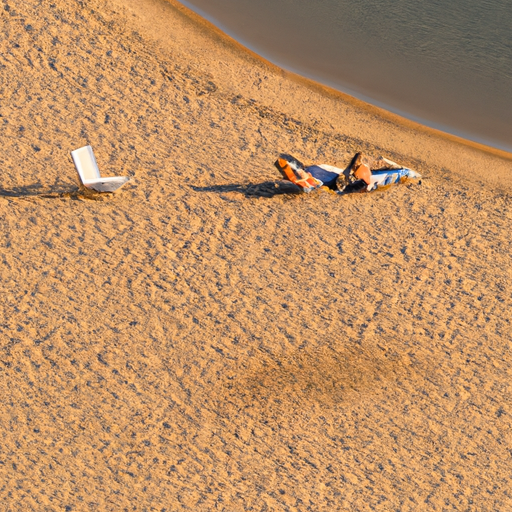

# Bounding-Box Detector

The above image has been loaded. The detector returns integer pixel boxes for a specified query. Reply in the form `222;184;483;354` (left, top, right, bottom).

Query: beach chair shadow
192;180;302;198
0;183;81;199
71;145;130;193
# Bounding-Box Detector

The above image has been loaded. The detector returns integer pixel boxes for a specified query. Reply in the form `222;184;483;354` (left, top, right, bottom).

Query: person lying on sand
275;152;422;194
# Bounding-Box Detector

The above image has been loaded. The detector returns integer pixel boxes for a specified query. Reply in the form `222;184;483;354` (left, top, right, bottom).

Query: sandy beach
1;0;512;510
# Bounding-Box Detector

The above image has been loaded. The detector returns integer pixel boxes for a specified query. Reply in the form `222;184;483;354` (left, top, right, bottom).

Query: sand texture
1;0;512;510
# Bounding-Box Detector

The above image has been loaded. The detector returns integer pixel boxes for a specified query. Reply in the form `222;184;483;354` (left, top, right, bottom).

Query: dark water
180;0;512;153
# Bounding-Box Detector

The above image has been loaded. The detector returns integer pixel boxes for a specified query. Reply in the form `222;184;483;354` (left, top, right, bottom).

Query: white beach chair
71;145;130;193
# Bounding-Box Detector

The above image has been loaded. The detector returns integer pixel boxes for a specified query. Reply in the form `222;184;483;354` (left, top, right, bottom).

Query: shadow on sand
191;180;303;198
0;183;115;201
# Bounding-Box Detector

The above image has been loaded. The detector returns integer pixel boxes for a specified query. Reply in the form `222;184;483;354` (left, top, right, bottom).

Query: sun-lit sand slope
1;0;512;510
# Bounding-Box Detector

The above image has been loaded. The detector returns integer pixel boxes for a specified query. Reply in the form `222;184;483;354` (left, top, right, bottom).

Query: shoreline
176;0;512;158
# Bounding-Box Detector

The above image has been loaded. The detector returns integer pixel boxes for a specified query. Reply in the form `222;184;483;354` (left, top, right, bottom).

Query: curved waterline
178;0;512;154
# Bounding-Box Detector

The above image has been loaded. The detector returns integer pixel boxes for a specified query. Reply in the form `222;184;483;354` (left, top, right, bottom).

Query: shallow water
180;0;512;153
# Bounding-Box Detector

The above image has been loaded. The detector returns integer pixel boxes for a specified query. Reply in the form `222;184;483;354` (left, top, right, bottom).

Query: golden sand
1;0;511;509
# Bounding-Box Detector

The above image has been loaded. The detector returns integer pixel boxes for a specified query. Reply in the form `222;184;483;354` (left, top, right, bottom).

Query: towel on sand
275;153;421;194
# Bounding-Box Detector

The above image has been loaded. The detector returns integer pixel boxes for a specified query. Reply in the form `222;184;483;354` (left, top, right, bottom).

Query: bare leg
354;163;371;185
